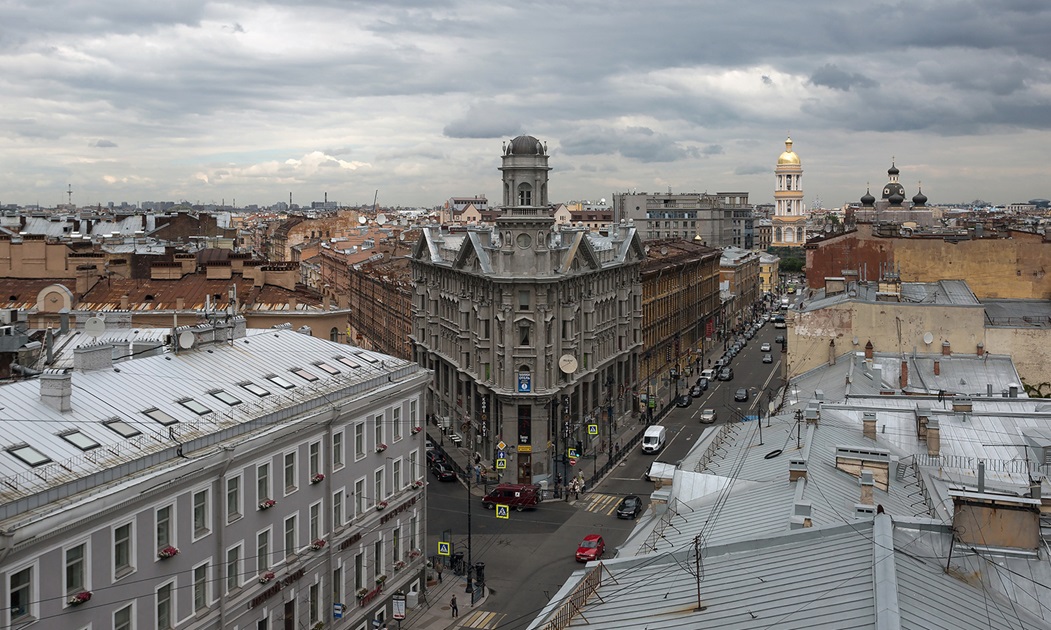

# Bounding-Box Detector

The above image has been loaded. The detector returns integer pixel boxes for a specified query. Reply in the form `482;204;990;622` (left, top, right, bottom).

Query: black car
775;335;785;344
431;463;457;481
675;395;692;408
616;495;643;519
695;377;709;391
426;450;446;467
690;385;704;398
734;388;749;402
718;367;734;381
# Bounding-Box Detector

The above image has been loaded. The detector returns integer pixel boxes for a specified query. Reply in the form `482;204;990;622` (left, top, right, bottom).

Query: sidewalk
404;565;490;629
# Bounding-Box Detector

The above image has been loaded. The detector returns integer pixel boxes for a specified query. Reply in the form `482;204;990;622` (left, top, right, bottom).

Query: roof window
267;375;296;390
314;362;340;375
240;382;271;397
336;355;360;369
143;408;179;426
104;418;140;438
7;445;51;467
291;368;319;382
60;430;100;451
211;390;242;406
178;399;212;416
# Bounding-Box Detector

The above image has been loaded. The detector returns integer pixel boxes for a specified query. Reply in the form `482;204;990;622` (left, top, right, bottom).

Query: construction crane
372;190;378;214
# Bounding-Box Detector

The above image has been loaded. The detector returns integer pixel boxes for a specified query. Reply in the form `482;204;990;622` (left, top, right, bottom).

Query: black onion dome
861;188;875;206
888;162;899;176
508;135;544;155
912;188;927;207
889;192;905;206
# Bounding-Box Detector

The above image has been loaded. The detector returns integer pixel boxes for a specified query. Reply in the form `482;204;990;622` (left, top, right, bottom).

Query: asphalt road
424;316;787;629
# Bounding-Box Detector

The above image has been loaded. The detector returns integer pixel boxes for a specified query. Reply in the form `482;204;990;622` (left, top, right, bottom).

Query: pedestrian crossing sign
437;541;451;557
587;424;598;435
568;448;579;459
496;505;509;519
495;458;506;469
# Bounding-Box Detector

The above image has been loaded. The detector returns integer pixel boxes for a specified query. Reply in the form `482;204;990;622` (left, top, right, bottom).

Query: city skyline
1;0;1049;209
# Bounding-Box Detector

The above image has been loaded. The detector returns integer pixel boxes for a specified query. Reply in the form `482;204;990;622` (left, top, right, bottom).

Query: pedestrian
436;561;443;583
451;595;459;618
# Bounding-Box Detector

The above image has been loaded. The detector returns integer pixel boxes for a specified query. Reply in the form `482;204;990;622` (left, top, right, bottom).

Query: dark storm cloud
444;103;522;139
808;64;877;92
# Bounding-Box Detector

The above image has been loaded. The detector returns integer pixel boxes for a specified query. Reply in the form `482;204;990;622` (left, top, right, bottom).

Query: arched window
517;183;532;206
775;227;783;242
330;327;340;342
796;227;804;242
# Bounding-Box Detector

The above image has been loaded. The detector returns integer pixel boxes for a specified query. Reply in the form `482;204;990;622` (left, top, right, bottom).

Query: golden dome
777;136;800;165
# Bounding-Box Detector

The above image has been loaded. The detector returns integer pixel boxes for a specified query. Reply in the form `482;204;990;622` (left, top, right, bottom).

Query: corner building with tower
410;135;644;485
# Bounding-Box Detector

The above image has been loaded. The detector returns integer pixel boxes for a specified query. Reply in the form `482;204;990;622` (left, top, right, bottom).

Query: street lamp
606;376;615;464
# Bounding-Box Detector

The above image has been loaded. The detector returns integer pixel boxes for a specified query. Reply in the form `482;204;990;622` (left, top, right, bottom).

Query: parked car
700;408;717;424
700;369;716;381
718;368;734;381
431;463;457;481
616;495;643;519
734;388;749;402
762;353;773;363
775;335;785;344
676;395;692;408
696;377;709;391
690;385;704;398
760;342;771;352
576;534;605;562
426;450;446;467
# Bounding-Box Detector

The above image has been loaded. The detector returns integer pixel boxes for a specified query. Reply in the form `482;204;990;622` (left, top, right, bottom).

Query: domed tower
500;135;551;208
772;136;806;247
881;161;906;201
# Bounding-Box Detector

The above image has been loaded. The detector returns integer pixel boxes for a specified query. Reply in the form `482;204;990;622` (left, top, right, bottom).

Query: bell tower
772;136;806;247
499;135;551;209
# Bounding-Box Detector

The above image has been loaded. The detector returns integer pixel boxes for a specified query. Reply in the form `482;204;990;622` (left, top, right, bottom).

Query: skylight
211;390;242;406
178;400;212;416
354;353;378;364
337;356;361;369
104;418;140;438
7;445;51;467
314;362;340;375
291;368;319;382
267;375;296;390
241;382;271;397
143;408;179;426
60;430;100;451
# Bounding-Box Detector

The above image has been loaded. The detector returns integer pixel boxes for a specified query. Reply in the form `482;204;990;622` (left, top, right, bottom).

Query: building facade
720;246;762;329
614;191;750;247
411;136;644;485
0;321;431;630
771;137;806;247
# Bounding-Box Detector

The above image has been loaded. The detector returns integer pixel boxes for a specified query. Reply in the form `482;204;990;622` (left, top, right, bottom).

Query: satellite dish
660;246;669;255
84;316;105;338
852;336;859;346
358;216;367;225
644;245;651;255
398;232;405;241
923;332;934;345
600;198;606;205
178;330;196;349
376;214;388;225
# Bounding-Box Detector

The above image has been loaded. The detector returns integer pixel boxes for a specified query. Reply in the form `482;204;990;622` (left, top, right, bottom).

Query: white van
642;425;667;454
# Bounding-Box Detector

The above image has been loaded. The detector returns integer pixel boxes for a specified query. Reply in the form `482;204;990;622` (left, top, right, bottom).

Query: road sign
569;458;577;466
497;450;506;459
333;603;345;619
587;424;598;436
437;541;451;557
497;440;506;451
496;505;510;519
392;592;407;620
567;448;579;459
495;458;506;469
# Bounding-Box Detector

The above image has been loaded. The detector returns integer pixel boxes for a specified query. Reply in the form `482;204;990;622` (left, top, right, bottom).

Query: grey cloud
561;126;700;163
444;103;522;139
761;75;773;85
701;145;724;156
92;139;117;148
735;165;769;176
808;64;877;91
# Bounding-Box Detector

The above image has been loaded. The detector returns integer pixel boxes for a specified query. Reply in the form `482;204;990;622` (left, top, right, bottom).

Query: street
425;318;786;629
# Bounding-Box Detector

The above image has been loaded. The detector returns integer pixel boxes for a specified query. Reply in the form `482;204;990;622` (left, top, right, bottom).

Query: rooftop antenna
66;184;73;206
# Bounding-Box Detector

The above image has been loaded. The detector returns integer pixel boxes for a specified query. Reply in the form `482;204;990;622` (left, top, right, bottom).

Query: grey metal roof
800;280;980;312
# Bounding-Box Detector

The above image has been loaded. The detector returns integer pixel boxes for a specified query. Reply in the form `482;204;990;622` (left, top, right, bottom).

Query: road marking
582;493;621;515
457;610;506;629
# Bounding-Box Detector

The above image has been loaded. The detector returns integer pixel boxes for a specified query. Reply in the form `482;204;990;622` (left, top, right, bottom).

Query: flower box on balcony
68;591;92;606
310;473;325;484
310;539;327;551
259;499;277;510
157;545;180;559
394;560;407;571
376;501;388;511
414;480;425;489
411;426;422;435
357;587;369;599
375;443;388;453
375;574;388;585
408;549;422;560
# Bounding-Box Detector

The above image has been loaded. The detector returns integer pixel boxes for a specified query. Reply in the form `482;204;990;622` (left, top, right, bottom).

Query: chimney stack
933;359;940;376
941;340;951;356
860;470;875;505
863;411;877;440
899;360;909;390
40;369;73;412
789;458;808;482
120;294;129;310
976;342;984;357
926;417;940;456
864;340;873;360
74;343;114;371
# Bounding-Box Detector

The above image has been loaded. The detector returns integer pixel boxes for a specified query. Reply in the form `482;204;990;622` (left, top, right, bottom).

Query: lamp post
606;376;615;464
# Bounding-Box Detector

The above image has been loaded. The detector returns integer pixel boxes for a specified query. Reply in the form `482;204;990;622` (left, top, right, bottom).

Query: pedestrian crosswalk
580;493;621;515
456;609;506;629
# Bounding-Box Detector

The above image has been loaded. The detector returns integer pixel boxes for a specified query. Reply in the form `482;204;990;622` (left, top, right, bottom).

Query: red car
575;534;605;562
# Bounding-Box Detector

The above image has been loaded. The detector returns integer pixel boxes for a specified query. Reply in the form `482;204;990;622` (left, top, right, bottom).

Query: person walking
450;594;459;618
436;561;443;583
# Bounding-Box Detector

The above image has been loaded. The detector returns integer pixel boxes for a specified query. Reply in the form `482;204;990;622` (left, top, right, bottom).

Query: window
267;375;295;390
104;418;140;438
284;514;298;558
354;422;365;459
257;529;271;572
179;399;212;415
309;441;321;476
193;489;210;538
393;407;402;441
7;445;50;467
241;382;271;397
65;542;87;596
156;504;174;551
227;475;242;522
157;581;174;630
9;565;33;622
410;399;418;427
374;469;384;502
193;562;209;613
374;414;383;448
393;459;402;490
314;362;340;375
410;451;419;480
332;567;343;607
310;501;322;541
355;478;366;514
144;408;179;426
518;289;530;310
291;367;318;382
227;544;242;593
374;540;384;575
337;356;360;369
59;430;99;451
284;451;297;493
309;581;321;624
114;522;134;579
257;462;271;504
518;323;531;346
212;390;242;406
333;490;344;528
333;432;344;469
114;604;133;630
355;553;364;590
410;515;418;551
393;526;401;561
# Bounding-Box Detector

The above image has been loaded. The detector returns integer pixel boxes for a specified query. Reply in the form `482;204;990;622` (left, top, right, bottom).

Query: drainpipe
215;445;237;630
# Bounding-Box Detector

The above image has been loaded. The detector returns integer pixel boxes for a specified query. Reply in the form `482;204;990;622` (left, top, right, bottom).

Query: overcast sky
2;0;1049;209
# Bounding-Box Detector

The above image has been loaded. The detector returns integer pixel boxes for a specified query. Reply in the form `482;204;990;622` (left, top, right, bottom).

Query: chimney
789;458;808;481
59;309;70;335
915;403;930;438
790;500;813;529
74;343;114;371
860;470;875;505
863;411;877;440
288;296;298;311
176;297;185;310
864;340;873;359
323;295;331;310
120;294;129;310
40;369;73;412
1009;383;1019;398
941;340;951;356
926;417;940;456
933;359;940;376
899;360;908;389
976;342;984;357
